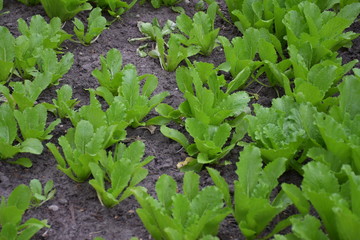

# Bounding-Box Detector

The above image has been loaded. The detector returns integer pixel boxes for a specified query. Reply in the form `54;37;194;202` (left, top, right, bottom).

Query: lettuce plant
208;146;290;240
132;18;176;42
47;120;109;182
149;31;200;71
219;28;283;83
279;162;360;240
73;7;108;46
89;141;154;207
44;84;79;118
308;71;360;173
147;0;182;8
158;63;250;169
69;90;128;148
17;15;72;50
40;0;92;22
175;2;219;56
0;27;15;83
29;179;56;207
132;171;231;239
93;0;137;17
14;104;60;141
0;73;52;111
266;53;357;107
283;2;360;55
0;104;43;166
93;49;169;127
17;0;40;5
0;184;49;240
244;96;322;173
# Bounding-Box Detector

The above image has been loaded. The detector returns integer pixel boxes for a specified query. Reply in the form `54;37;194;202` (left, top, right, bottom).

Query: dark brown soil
0;1;359;240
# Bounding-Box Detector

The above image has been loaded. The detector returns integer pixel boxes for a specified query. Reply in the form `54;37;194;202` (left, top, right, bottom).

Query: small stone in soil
48;205;60;212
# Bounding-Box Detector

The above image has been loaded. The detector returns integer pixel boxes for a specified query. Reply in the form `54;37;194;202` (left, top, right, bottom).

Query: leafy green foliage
159;63;250;169
93;49;169;127
132;171;231;239
0;27;15;83
133;18;176;42
208;146;290;240
0;73;52;111
14;104;60;141
0;184;49;240
219;28;283;82
73;7;108;45
274;215;328;240
175;2;219;56
29;179;56;207
43;84;79;118
17;0;40;5
93;0;137;17
17;15;72;50
149;32;200;71
281;162;360;240
0;103;43;164
175;62;251;124
283;2;360;54
46;120;109;182
148;0;182;8
40;0;92;22
69;90;128;147
308;72;360;173
89;141;154;207
267;53;357;106
244;96;322;173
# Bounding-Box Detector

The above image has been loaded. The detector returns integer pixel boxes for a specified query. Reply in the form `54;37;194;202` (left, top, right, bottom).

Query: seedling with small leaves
89;141;154;207
44;84;79;119
29;179;56;207
132;171;231;239
0;184;49;240
47;120;109;182
73;7;108;46
175;2;219;56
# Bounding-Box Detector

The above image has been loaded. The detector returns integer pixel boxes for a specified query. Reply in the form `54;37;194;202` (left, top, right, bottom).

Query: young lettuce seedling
307;72;360;173
73;7;108;46
29;179;56;207
14;104;60;141
17;15;72;50
93;49;170;127
43;84;80;119
40;0;92;22
218;28;283;82
17;0;40;5
147;0;183;8
244;96;322;173
0;72;52;111
283;2;360;57
47;120;110;182
149;30;200;71
89;141;154;207
132;171;231;239
93;0;137;18
69;90;128;148
0;103;43;167
0;27;15;83
0;184;49;240
176;2;219;56
208;146;291;240
158;62;250;170
279;162;360;240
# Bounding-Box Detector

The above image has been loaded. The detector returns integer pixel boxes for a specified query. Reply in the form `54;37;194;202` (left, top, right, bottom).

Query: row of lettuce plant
1;0;360;239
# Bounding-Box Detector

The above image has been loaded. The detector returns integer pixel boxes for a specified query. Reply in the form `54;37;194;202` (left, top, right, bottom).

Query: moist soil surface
0;1;359;240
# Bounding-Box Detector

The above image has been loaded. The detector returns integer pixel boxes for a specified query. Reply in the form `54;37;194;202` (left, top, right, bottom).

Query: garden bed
1;0;360;239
